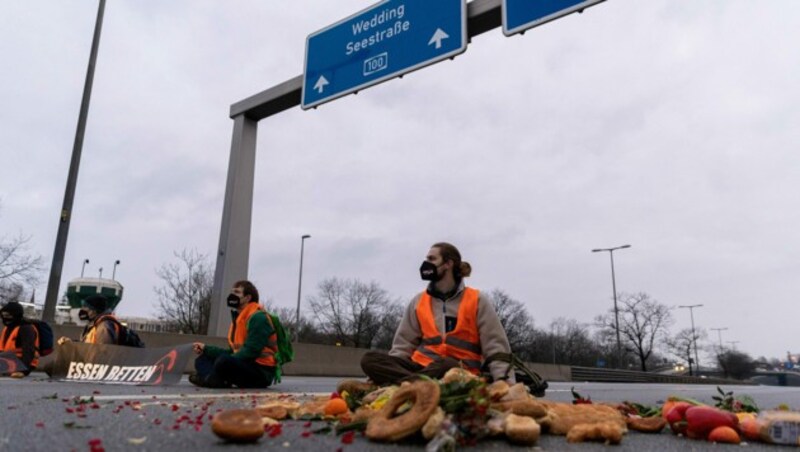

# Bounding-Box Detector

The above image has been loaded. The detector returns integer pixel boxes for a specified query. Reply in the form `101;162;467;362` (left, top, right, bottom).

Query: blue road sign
302;0;466;110
503;0;605;37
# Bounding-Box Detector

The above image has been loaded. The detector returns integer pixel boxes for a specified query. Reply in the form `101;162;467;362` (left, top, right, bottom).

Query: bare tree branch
307;277;399;348
153;249;212;334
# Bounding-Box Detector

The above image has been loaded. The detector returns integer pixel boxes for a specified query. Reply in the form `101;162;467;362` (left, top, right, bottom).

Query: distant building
117;316;177;334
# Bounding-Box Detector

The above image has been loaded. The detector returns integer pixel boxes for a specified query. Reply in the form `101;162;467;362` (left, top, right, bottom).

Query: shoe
188;374;206;387
10;372;25;379
337;379;377;395
189;373;230;389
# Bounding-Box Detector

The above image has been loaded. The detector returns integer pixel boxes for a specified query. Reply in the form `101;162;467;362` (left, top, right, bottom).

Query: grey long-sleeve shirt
389;281;516;383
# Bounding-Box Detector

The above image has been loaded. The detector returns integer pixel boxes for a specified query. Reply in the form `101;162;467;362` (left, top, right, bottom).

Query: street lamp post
98;267;103;279
112;260;121;280
592;244;631;368
710;327;728;349
294;234;311;342
679;304;704;374
42;0;107;323
81;259;90;277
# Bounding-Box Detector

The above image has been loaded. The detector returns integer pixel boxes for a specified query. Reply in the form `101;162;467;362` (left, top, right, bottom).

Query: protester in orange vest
0;302;39;378
358;242;515;386
190;280;278;388
57;294;120;346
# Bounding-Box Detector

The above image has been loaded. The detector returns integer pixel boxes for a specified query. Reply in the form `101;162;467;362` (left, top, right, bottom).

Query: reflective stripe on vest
0;324;40;368
228;302;278;367
84;315;120;345
410;287;483;374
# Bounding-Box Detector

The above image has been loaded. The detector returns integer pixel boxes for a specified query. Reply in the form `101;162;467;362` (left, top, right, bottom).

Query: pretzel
366;380;441;442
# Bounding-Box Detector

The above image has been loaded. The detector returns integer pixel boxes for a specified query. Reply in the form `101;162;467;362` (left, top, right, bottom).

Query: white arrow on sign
313;76;329;94
428;28;449;49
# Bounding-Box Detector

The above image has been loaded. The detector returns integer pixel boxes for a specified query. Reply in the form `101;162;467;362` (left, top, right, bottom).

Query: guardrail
42;325;754;384
570;366;754;385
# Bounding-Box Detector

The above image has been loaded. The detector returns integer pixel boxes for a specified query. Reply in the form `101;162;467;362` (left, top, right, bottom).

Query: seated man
0;302;39;378
190;280;277;388
57;294;120;346
359;242;515;387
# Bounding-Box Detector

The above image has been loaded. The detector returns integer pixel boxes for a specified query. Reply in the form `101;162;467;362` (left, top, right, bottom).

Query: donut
366;380;441;442
211;409;265;443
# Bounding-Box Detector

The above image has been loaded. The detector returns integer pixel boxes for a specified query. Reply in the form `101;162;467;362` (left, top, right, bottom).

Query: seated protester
359;242;515;386
190;280;277;389
57;294;119;346
0;302;38;378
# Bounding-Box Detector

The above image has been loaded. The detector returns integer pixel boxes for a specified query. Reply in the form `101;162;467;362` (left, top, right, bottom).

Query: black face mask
227;293;241;308
1;316;14;327
78;309;91;321
420;261;443;282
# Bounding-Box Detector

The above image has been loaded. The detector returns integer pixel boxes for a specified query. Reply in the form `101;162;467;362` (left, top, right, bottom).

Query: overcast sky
1;1;798;363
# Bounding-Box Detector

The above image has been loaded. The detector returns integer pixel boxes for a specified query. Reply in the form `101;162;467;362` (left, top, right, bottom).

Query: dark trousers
360;350;460;386
194;354;273;388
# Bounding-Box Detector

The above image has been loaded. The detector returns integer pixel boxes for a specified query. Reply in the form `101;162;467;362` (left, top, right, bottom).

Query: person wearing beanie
354;242;515;387
0;301;39;377
57;294;120;346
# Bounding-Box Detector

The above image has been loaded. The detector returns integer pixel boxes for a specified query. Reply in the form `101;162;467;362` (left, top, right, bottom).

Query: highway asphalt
0;374;796;451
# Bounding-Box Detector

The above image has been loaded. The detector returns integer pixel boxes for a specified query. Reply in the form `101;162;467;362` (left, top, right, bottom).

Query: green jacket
203;309;275;381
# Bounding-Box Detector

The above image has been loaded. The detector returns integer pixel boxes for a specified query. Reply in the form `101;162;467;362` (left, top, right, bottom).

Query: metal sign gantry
208;0;604;336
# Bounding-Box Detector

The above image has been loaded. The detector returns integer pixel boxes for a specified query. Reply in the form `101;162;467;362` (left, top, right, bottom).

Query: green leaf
63;422;91;429
335;420;368;435
42;393;58;400
312;425;332;435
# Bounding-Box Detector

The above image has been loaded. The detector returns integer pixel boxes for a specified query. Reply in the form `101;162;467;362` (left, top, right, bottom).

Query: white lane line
87;392;330;401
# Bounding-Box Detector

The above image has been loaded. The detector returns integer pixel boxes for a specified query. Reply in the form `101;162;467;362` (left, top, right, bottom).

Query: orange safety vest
83;314;121;344
0;324;40;369
410;287;483;374
228;302;278;367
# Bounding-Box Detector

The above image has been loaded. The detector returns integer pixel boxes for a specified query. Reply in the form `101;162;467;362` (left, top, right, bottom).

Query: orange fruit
324;397;349;416
708;426;740;444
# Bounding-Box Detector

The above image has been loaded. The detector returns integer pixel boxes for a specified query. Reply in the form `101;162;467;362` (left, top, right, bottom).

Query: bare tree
667;328;703;375
372;302;403;350
595;292;673;371
549;318;601;367
153;249;212;334
1;206;44;300
489;289;534;355
307;277;399;348
0;282;30;304
717;350;756;380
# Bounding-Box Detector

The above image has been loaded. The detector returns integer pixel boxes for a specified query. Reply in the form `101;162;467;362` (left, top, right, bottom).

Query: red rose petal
341;431;355;444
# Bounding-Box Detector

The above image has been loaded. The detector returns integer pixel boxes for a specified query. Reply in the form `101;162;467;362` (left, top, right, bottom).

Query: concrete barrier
42;325;369;376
